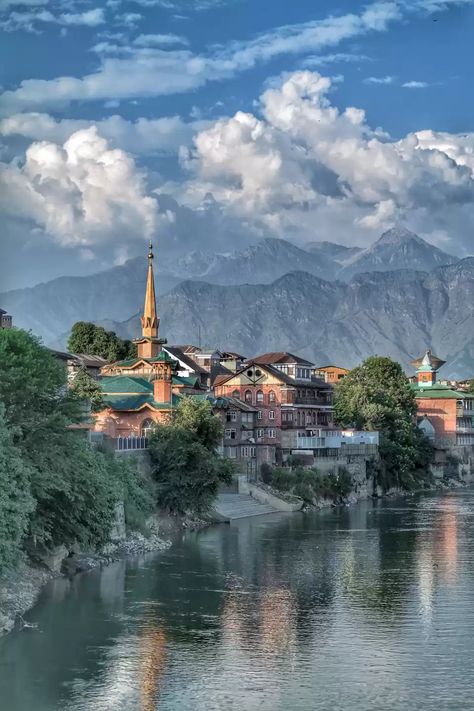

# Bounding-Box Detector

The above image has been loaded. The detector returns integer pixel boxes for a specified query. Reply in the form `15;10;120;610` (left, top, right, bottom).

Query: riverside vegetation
0;329;231;579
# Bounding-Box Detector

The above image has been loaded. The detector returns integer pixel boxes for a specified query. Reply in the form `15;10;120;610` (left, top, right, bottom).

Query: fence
115;436;149;452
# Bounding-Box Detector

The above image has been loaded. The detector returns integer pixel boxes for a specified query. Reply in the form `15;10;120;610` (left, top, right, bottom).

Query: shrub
260;462;273;484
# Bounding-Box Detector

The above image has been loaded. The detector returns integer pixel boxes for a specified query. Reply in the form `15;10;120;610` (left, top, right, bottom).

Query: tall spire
141;241;159;339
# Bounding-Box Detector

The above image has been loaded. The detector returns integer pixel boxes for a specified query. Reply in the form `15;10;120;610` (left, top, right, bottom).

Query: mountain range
1;227;471;377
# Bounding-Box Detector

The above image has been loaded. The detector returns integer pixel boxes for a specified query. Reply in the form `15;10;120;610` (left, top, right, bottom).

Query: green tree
334;356;433;490
0;407;35;572
68;321;136;362
0;329;151;558
71;367;105;412
149;398;233;515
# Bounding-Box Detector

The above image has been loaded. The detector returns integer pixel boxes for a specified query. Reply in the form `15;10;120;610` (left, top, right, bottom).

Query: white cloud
1;7;105;32
0;111;207;154
0;1;413;114
364;75;394;84
302;53;371;67
133;33;189;46
402;80;430;88
179;71;474;255
0;127;158;247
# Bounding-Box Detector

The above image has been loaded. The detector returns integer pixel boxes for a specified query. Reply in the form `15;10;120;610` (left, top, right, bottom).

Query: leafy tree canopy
334;356;433;490
68;321;136;362
71;367;105;412
149;398;232;515
0;329;151;569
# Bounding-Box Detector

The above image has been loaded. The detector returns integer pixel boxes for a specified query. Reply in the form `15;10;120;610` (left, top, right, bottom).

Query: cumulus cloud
0;127;158;248
180;71;474;255
0;112;206;154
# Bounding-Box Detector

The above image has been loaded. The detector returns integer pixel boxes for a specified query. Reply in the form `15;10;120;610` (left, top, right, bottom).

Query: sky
1;0;474;289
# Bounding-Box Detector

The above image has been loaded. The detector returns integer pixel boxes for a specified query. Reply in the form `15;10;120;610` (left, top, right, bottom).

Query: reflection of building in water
139;626;167;711
436;505;458;585
417;543;434;626
259;588;296;656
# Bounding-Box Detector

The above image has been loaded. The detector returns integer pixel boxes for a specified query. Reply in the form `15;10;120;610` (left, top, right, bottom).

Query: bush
260;462;273;484
271;467;294;492
149;399;233;515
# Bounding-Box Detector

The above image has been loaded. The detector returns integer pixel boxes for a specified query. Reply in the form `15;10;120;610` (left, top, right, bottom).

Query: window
257;410;263;420
269;390;276;403
225;428;236;439
225;447;237;458
241;446;257;458
256;390;264;403
282;411;293;423
226;410;237;422
257;428;264;438
244;389;252;403
269;410;275;420
140;418;155;437
232;389;240;398
267;429;276;438
242;412;253;423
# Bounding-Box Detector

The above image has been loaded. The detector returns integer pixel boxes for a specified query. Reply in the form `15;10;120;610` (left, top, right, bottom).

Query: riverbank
0;510;212;637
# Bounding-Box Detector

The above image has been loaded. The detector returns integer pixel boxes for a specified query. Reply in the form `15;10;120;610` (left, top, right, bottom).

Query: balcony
281;430;379;450
293;397;332;406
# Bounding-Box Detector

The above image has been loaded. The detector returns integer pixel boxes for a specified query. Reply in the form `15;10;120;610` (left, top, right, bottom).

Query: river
1;491;474;710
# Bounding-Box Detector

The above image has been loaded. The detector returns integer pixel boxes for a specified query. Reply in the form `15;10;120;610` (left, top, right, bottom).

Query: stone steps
214;493;280;520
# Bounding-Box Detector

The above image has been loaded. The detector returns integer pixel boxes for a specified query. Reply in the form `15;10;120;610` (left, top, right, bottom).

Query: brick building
214;352;334;464
412;350;474;445
314;365;349;384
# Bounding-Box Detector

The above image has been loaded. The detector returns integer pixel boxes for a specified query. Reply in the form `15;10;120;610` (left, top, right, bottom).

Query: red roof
250;351;315;366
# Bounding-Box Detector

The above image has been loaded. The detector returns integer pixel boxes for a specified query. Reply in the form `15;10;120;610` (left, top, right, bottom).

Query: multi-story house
210;396;258;473
0;308;13;329
314;365;350;384
412;350;474;446
213;352;334;464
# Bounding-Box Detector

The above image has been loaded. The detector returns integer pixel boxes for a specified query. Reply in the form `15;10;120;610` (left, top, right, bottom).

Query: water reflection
2;492;474;710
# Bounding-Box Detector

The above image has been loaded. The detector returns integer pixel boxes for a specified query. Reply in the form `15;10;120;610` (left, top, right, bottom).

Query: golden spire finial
141;241;159;340
148;241;154;260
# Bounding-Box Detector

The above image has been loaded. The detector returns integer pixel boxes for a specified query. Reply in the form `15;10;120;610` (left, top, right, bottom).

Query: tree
71;367;105;412
0;407;34;572
148;398;233;515
0;329;151;560
68;321;136;362
334;356;433;490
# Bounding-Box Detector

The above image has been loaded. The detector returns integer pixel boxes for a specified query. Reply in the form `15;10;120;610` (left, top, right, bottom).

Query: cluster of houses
2;244;473;472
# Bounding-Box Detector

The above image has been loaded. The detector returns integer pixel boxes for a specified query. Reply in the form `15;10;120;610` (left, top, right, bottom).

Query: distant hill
1;228;468;378
337;227;457;280
106;258;474;379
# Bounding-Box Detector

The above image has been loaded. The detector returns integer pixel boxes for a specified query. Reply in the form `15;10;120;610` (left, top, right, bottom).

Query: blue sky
1;0;474;288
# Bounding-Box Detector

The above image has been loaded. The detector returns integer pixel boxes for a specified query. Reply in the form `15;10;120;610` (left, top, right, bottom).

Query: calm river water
2;491;474;711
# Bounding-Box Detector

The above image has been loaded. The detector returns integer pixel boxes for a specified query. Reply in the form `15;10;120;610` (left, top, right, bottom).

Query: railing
115;436;149;452
296;431;380;450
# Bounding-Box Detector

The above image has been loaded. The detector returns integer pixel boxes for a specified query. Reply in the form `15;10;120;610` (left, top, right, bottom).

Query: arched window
244;390;252;403
232;389;240;399
269;390;276;403
141;418;155;438
256;390;264;404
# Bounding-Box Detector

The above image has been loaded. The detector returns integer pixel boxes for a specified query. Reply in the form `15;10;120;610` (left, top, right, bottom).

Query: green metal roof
411;383;469;399
101;375;152;394
102;392;182;412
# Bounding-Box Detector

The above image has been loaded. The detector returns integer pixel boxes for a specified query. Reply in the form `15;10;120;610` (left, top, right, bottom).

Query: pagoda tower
411;350;446;387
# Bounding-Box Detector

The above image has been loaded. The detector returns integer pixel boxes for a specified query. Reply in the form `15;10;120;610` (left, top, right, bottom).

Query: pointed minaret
135;241;166;359
141;241;159;339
